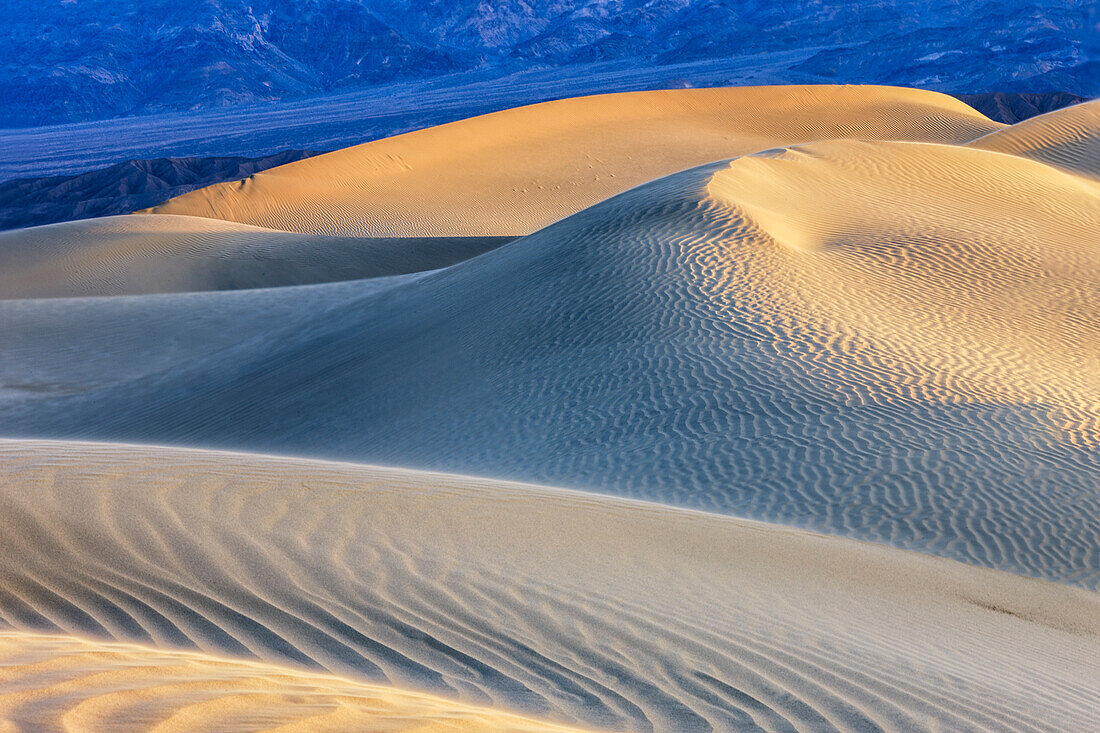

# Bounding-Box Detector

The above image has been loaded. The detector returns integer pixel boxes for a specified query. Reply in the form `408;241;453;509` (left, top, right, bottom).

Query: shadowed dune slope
145;85;1001;236
0;441;1097;733
0;633;590;733
2;139;1097;587
968;98;1100;178
0;215;509;298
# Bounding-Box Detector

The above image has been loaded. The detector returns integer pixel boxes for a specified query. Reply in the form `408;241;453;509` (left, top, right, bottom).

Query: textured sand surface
0;440;1097;733
3;135;1097;587
145;85;1001;236
969;98;1099;178
0;215;508;298
0;633;590;733
1;85;1096;731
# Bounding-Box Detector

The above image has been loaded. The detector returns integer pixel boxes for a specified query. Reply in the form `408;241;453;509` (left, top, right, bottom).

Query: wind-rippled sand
1;441;1097;732
0;86;1097;730
968;99;1100;178
0;632;588;733
2;98;1097;586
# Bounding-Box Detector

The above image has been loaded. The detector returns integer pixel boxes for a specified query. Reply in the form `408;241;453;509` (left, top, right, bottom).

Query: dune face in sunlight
0;441;1097;733
144;85;1002;237
705;140;1099;446
0;634;591;733
1;84;1097;732
968;99;1100;178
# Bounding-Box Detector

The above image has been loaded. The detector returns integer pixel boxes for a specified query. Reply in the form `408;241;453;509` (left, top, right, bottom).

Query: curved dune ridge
0;440;1098;733
3;136;1097;587
0;633;590;733
968;98;1100;178
0;214;510;299
144;85;1002;236
704;139;1100;445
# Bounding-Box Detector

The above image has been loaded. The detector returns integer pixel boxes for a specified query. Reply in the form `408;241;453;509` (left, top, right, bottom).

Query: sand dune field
1;85;1097;731
2;113;1096;587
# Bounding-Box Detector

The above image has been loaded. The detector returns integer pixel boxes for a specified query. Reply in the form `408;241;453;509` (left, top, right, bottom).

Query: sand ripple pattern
1;441;1098;733
2;138;1096;588
968;99;1100;179
0;632;590;732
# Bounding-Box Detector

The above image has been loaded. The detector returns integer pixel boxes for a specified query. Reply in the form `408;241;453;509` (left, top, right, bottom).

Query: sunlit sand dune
145;85;1001;236
704;139;1099;444
0;633;590;733
0;441;1097;733
969;98;1100;178
0;214;508;298
0;83;1097;732
2;137;1097;588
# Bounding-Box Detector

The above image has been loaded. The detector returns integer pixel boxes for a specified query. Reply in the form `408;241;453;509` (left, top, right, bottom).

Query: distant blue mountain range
2;0;1095;127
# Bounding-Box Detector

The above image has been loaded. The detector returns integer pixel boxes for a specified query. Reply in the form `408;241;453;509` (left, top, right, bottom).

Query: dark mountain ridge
952;91;1090;124
0;149;321;231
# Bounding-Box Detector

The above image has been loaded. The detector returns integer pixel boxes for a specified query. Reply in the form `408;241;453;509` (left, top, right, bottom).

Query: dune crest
144;85;1001;237
968;98;1100;178
0;215;510;299
0;440;1097;732
705;139;1100;445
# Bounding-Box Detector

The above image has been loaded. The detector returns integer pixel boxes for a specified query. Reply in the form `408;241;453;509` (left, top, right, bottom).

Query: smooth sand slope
0;634;589;733
1;441;1097;733
969;98;1100;178
2;137;1098;587
145;85;1002;236
0;214;508;298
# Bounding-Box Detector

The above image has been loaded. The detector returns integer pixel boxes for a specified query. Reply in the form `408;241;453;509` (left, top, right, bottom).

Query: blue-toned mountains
1;0;1093;126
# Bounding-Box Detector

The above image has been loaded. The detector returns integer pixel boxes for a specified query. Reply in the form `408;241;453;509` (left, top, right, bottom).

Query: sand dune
145;85;1001;236
2;136;1097;587
704;140;1099;444
0;440;1097;733
968;98;1100;178
1;84;1096;732
0;277;416;402
0;633;589;733
0;214;508;298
